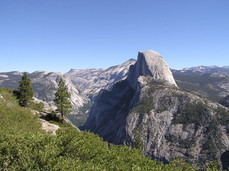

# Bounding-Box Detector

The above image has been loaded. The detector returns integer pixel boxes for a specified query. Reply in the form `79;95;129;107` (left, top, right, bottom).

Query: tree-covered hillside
0;87;200;170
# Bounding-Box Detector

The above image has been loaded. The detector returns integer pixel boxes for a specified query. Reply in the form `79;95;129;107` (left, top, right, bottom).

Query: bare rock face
83;50;229;169
126;79;229;168
30;71;87;111
40;119;60;135
128;51;177;88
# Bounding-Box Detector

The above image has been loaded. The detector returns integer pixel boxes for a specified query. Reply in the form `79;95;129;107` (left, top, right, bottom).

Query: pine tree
18;72;34;107
54;78;72;123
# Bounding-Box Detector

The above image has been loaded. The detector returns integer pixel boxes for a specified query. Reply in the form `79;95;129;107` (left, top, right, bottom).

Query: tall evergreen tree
18;72;34;107
54;78;72;123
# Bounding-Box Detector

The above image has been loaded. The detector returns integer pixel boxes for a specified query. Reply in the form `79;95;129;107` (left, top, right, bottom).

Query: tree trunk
61;112;64;124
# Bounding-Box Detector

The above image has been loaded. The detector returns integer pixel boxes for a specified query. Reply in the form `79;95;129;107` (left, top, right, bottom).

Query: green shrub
132;97;154;114
172;102;209;126
0;87;198;170
29;101;45;112
215;107;229;126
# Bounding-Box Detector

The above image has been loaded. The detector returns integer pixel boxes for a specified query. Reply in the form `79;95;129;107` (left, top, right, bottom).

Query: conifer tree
54;78;72;123
18;72;34;107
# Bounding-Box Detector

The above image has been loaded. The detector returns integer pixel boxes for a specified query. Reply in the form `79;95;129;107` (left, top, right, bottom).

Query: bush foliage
0;87;206;170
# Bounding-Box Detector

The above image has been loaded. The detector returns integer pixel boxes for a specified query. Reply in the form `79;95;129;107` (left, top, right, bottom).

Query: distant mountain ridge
178;65;229;75
0;56;228;125
65;59;136;99
173;66;229;102
0;59;136;118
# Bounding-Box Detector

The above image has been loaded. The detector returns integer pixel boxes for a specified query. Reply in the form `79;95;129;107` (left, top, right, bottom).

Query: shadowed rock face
221;150;229;170
219;95;229;107
83;50;229;169
83;79;136;144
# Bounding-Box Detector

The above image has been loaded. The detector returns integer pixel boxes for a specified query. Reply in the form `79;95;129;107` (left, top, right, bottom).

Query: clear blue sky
0;0;228;73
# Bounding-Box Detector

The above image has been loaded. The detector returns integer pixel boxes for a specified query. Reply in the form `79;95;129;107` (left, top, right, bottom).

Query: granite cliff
83;50;229;169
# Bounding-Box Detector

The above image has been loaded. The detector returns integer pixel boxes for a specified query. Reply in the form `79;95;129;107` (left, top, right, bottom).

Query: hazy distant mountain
65;59;136;99
172;66;229;102
177;65;229;75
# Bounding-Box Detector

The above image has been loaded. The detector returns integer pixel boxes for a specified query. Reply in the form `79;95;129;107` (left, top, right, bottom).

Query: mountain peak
139;50;161;57
128;50;177;87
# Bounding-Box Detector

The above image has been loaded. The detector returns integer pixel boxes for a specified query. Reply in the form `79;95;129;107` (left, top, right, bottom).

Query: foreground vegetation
0;87;218;170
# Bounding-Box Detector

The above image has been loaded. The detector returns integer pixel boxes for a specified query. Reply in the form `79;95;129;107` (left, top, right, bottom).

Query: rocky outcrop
127;51;177;89
83;50;229;168
126;79;229;168
40;119;60;135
